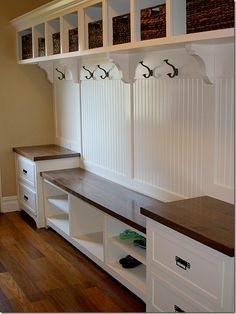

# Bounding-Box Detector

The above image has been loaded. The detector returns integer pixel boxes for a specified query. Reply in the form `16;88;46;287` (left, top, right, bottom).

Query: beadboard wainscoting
54;78;81;152
53;45;234;204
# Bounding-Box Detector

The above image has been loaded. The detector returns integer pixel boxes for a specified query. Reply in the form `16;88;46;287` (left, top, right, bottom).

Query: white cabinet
15;153;79;228
43;178;147;301
146;218;234;312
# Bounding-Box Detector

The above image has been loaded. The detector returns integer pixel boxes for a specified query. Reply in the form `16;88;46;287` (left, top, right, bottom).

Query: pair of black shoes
119;255;142;269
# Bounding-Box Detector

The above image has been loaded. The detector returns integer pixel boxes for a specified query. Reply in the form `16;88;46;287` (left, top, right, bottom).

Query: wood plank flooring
0;212;145;312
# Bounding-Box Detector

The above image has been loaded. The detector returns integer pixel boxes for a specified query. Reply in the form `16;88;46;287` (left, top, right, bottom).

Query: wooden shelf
73;231;104;261
10;0;234;65
109;236;146;265
47;195;69;214
107;260;146;300
47;215;69;235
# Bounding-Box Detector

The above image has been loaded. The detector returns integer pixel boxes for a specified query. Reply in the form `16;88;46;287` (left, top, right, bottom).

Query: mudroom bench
40;168;234;312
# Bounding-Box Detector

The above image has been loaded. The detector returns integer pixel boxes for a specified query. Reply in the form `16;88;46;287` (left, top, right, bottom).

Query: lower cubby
43;179;146;302
104;215;146;300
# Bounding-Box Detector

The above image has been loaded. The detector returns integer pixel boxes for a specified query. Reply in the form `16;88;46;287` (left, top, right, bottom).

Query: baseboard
1;196;19;213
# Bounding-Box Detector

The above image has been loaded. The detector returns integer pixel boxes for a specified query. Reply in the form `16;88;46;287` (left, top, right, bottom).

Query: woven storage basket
22;34;32;59
88;20;103;49
141;4;166;40
187;0;234;33
113;13;131;45
52;32;60;54
69;28;78;52
38;37;45;57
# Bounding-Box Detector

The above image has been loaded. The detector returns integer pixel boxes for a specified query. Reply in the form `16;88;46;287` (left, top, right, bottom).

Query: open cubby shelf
43;179;146;301
11;0;234;63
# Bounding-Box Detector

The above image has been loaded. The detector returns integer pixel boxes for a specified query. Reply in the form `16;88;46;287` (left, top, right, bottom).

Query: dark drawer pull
174;305;185;312
24;195;28;201
23;169;28;175
175;256;190;270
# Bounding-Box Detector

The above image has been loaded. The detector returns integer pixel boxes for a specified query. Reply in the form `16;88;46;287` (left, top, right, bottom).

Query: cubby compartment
84;2;103;49
62;11;79;53
133;0;166;41
107;0;131;45
105;216;146;265
105;216;146;299
18;28;32;60
186;0;234;34
34;23;45;57
44;180;69;234
46;18;61;55
70;195;104;261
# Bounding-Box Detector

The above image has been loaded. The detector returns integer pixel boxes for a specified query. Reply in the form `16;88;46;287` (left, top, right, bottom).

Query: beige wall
0;0;54;197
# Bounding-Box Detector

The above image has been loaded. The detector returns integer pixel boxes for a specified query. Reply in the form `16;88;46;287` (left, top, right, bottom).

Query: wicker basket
52;32;60;54
187;0;234;33
113;13;131;45
22;34;32;59
69;28;78;52
88;20;103;49
141;4;166;40
38;37;45;57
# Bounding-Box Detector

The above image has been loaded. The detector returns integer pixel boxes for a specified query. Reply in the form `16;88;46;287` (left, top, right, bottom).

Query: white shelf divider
47;195;69;214
73;231;104;261
107;260;146;301
109;236;146;265
47;215;69;235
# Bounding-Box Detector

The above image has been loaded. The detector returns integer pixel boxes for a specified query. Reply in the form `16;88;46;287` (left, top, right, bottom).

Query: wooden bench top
13;144;80;161
40;167;234;256
40;167;164;233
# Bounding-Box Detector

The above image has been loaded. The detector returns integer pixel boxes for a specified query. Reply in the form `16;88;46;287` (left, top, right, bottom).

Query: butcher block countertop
13;144;80;161
41;167;164;234
40;167;234;256
141;196;234;257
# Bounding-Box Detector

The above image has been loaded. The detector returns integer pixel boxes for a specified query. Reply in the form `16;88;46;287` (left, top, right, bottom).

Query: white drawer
148;271;212;313
19;183;36;215
148;221;224;305
17;155;35;187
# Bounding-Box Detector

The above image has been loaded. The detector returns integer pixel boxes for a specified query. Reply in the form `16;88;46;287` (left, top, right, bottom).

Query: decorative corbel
38;59;80;84
186;44;214;85
108;52;142;84
38;61;54;83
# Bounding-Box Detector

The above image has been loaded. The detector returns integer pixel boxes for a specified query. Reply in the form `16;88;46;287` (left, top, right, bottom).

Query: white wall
53;44;234;204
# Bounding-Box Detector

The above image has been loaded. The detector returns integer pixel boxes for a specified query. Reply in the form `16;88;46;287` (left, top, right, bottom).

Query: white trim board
1;196;19;213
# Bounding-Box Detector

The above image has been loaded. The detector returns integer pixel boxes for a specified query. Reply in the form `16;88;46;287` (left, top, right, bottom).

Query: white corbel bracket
38;58;80;84
186;44;214;85
108;52;143;84
38;61;54;83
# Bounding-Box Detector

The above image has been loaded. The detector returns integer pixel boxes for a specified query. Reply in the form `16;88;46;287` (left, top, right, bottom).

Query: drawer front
19;184;36;215
148;271;211;313
17;155;35;187
148;222;224;304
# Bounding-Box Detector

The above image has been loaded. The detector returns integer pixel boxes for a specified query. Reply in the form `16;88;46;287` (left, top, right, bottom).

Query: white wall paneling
52;45;234;204
133;77;207;200
81;79;132;178
54;78;81;152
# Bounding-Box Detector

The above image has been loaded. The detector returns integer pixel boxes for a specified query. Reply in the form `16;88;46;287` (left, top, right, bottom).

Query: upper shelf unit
11;0;234;64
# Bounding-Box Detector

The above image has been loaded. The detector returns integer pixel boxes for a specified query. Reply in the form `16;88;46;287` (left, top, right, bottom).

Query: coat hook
139;61;153;79
55;68;65;80
164;59;178;78
82;66;94;80
97;65;109;79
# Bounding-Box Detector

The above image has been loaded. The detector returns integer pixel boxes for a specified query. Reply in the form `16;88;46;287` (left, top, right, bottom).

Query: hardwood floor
0;211;145;312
